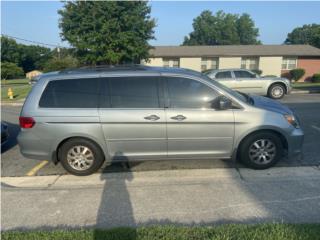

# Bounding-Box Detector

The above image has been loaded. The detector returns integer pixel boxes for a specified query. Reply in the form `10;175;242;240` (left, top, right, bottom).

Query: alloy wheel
248;139;276;165
67;145;95;171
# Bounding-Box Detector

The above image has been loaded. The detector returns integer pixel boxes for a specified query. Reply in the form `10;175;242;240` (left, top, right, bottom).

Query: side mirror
216;96;232;110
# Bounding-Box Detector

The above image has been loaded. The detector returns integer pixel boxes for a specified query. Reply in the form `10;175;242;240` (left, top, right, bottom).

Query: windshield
201;73;248;103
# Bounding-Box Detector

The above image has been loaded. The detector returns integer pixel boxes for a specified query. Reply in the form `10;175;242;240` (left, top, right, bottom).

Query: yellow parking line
26;160;49;176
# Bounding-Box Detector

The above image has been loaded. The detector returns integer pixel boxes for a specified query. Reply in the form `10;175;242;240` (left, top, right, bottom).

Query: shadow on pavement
93;158;239;239
94;161;136;239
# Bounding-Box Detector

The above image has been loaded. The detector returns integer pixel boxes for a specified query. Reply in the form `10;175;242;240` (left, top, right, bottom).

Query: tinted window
215;71;232;79
39;78;99;108
100;77;160;108
234;71;255;78
166;77;219;109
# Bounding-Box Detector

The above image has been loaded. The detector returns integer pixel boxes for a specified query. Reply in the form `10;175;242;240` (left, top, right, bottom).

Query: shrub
289;68;305;82
1;62;24;80
43;55;78;72
312;73;320;83
252;69;262;75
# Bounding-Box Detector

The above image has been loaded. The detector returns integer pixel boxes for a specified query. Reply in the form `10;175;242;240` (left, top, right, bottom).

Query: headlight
284;114;300;128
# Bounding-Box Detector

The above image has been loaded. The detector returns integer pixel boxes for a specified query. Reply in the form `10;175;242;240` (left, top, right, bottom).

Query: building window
201;58;219;71
241;57;259;70
163;58;180;68
282;57;297;70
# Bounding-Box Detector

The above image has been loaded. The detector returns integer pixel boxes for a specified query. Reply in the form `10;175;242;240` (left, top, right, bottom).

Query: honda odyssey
18;65;304;175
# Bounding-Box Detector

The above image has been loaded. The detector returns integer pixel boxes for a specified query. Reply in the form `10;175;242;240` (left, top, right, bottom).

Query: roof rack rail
60;64;150;74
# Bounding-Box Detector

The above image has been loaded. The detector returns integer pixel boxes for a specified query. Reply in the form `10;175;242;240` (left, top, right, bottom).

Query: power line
1;34;69;48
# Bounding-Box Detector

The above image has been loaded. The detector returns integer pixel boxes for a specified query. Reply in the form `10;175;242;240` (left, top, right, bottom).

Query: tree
1;36;21;64
1;36;52;72
58;1;155;65
236;14;261;45
43;55;79;72
285;24;320;48
1;62;24;80
19;44;52;72
183;10;260;46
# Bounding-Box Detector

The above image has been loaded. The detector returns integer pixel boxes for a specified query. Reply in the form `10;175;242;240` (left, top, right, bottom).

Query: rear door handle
171;115;186;121
144;115;160;121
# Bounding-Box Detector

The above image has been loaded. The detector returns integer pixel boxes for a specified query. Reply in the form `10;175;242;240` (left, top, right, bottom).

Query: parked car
1;122;9;145
18;65;303;176
204;69;291;99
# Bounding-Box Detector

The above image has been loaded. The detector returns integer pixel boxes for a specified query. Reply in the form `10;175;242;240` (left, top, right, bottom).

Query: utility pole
57;45;61;59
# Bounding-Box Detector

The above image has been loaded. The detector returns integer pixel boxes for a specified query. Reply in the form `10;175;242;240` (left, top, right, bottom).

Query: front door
233;70;263;94
163;76;235;159
99;76;167;160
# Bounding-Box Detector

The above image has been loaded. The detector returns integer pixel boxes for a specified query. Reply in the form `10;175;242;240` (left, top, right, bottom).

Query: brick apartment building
143;45;320;81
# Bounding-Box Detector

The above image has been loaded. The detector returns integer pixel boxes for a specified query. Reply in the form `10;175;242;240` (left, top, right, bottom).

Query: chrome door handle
171;115;186;121
144;115;160;121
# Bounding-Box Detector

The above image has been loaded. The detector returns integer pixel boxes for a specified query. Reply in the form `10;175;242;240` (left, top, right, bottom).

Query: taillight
19;117;35;129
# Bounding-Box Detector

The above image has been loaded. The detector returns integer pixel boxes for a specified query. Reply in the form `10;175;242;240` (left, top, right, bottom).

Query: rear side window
215;71;232;79
39;78;99;108
100;77;160;108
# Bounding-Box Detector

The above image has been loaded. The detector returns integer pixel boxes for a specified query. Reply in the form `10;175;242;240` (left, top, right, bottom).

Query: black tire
239;132;283;169
268;84;286;99
59;138;104;176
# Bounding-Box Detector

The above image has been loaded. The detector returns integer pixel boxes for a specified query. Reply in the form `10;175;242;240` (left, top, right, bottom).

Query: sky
1;1;320;48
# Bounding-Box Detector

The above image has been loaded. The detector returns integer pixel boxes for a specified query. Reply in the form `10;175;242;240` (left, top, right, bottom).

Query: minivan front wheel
59;138;104;176
239;132;283;169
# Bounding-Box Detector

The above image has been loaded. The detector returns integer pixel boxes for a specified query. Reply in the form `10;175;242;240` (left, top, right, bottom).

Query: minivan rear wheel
59;138;104;176
239;132;283;169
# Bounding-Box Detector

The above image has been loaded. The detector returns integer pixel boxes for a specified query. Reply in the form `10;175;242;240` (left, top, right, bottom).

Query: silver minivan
18;66;304;175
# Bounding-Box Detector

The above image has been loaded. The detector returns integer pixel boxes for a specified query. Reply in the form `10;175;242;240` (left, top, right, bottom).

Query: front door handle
171;115;186;121
144;115;160;121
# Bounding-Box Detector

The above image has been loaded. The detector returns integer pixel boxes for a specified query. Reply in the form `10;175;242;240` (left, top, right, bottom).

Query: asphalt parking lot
1;93;320;177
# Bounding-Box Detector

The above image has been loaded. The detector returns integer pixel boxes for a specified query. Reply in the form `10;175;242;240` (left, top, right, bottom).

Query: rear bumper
287;128;304;157
17;131;52;161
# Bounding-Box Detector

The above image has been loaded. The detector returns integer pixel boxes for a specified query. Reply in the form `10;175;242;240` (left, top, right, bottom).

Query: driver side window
165;77;219;109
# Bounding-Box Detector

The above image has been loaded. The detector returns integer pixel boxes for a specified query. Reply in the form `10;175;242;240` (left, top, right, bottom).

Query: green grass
2;224;320;240
292;82;320;88
1;78;29;85
1;78;31;101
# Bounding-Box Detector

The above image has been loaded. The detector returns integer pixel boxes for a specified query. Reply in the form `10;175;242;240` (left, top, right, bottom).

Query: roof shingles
149;45;320;57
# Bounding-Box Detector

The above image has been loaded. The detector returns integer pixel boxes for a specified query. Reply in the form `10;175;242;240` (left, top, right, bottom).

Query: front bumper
286;83;292;94
287;128;304;157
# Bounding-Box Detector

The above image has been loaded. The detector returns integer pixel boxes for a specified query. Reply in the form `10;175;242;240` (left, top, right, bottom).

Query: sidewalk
1;98;25;106
2;166;320;230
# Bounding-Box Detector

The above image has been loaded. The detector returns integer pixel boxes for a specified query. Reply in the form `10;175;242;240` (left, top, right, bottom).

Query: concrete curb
2;166;319;189
291;89;320;94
